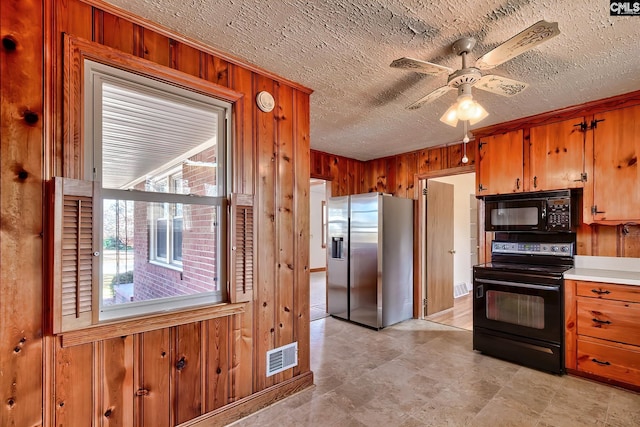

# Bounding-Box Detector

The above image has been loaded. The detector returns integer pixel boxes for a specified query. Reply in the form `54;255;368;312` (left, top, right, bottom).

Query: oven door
473;272;562;343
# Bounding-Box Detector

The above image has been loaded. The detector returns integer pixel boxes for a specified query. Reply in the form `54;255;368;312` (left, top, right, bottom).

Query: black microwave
484;190;575;232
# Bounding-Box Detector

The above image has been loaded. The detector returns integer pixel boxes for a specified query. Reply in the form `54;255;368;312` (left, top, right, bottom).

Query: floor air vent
266;342;298;377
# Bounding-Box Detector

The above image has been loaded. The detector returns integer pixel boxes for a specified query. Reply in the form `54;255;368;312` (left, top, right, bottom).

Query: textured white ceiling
103;0;640;161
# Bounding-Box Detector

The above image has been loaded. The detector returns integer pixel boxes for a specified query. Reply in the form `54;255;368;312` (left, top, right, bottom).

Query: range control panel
491;241;574;256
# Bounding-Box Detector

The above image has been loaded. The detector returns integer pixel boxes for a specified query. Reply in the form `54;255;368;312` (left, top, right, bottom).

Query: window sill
148;259;184;272
60;302;246;348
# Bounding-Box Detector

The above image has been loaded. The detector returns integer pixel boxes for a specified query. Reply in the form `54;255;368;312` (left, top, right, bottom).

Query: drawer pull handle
592;318;611;325
592;358;611;366
591;289;611;295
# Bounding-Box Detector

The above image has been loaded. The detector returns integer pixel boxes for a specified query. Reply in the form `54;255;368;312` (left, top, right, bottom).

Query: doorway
309;179;329;321
421;172;476;330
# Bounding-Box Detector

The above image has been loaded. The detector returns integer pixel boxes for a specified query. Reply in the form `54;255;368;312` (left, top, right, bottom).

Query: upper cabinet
529;118;587;191
476;129;524;195
585;105;640;224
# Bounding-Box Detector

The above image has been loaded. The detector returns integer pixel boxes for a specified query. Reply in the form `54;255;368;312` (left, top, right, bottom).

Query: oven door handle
475;278;560;291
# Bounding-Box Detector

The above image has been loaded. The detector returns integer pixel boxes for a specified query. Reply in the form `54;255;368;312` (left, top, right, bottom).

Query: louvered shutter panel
230;194;254;303
50;177;98;332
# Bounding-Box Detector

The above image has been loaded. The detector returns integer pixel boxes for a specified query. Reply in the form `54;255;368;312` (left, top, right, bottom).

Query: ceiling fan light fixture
440;104;459;127
466;101;489;125
439;91;489;127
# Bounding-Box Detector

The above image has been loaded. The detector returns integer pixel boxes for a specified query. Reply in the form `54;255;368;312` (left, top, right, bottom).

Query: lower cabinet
565;279;640;389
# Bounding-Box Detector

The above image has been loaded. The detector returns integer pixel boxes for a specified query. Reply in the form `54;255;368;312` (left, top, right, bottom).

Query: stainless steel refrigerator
326;193;413;329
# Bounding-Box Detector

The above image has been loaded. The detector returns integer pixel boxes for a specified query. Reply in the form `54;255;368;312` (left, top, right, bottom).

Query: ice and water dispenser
331;237;344;259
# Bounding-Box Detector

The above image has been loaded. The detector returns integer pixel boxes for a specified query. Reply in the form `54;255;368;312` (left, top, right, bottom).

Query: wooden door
476;130;524;195
529;118;586;190
426;180;454;315
591;105;640;222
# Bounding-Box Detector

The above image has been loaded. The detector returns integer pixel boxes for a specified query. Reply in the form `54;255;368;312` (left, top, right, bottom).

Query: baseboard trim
310;267;326;273
177;371;314;427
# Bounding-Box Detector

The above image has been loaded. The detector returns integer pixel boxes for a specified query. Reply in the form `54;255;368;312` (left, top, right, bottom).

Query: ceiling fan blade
475;20;560;70
476;75;529;96
390;57;453;76
407;86;453;110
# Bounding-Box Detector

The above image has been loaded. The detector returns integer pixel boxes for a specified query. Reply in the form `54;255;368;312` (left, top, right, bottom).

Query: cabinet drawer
577;298;640;346
577;337;640;387
575;281;640;303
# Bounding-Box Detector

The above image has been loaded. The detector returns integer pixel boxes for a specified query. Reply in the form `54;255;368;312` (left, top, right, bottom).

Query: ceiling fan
390;20;560;126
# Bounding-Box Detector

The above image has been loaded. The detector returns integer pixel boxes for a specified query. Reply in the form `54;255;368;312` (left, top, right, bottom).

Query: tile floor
232;317;640;426
310;271;328;321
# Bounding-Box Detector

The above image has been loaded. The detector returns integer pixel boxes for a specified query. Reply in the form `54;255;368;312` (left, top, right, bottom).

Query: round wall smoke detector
256;91;275;112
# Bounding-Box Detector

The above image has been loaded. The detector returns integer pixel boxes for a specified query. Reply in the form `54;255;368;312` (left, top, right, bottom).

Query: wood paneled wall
311;140;476;198
1;0;312;426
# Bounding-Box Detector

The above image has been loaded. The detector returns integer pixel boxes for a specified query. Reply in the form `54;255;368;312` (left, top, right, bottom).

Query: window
85;60;230;320
148;169;184;267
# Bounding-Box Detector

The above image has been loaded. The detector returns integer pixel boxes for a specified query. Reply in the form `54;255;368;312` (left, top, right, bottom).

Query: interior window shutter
229;194;254;303
49;177;98;332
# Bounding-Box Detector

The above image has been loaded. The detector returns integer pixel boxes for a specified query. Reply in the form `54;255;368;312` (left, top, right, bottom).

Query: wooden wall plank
204;317;229;411
142;28;170;67
99;11;135;54
386;157;397;196
229;64;254;195
622;225;640;257
395;154;409;197
0;0;44;426
174;323;203;424
170;39;201;77
275;83;295;382
55;341;94;426
371;158;387;193
405;152;418;199
51;0;93;178
293;90;311;376
254;73;277;390
591;225;618;257
204;54;229;87
136;329;170;427
231;309;254;401
101;336;134;427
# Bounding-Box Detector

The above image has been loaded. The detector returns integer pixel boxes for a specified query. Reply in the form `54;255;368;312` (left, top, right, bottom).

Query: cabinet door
591;105;640;222
529;118;586;191
476;129;523;195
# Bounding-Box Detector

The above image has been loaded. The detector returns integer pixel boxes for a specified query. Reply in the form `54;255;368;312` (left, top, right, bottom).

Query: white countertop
564;255;640;286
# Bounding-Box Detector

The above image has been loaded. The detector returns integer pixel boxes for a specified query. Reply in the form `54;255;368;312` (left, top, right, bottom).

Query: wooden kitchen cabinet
585;105;640;223
476;129;524;195
565;279;640;389
529;118;587;191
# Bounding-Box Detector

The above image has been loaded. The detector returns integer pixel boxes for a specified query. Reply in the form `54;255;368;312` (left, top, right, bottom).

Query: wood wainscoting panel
204;317;230;412
54;340;94;426
173;322;204;424
100;336;135;427
135;328;171;427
